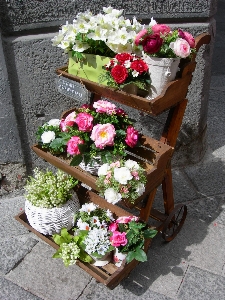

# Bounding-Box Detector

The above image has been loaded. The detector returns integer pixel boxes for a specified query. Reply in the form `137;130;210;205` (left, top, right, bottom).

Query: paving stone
0;196;29;238
186;195;224;224
0;236;37;275
0;276;42;300
177;266;225;300
184;159;225;196
121;252;187;298
78;278;174;300
6;241;91;300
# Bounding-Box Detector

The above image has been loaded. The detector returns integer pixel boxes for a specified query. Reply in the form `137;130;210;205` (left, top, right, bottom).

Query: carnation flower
74;112;93;132
93;100;116;115
125;126;138;148
169;38;191;58
142;33;163;54
111;65;128;84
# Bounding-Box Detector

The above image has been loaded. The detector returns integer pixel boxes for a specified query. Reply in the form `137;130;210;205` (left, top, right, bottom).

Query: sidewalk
1;1;225;299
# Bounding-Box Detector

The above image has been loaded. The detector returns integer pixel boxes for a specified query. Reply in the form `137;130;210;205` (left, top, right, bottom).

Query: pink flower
125;126;138;148
104;179;110;184
74;112;93;132
152;24;171;35
169;38;191;58
178;29;195;48
116;216;139;224
120;186;129;194
67;136;84;155
134;29;148;45
60;111;76;132
109;222;118;232
106;171;112;179
93;100;116;115
131;171;139;180
110;231;127;247
110;161;120;168
90;123;116;149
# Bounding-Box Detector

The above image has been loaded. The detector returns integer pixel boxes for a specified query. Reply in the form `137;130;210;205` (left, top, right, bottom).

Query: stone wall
0;0;217;194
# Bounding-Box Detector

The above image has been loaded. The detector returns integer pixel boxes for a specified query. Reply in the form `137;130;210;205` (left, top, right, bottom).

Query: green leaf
78;143;87;154
61;228;73;243
52;249;62;258
70;155;83;166
52;234;65;246
126;251;136;263
79;249;93;263
143;229;158;239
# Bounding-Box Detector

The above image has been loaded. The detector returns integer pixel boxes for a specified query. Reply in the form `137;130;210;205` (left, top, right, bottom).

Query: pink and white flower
74;112;93;132
60;111;76;132
90;123;116;149
93;100;116;115
169;38;191;58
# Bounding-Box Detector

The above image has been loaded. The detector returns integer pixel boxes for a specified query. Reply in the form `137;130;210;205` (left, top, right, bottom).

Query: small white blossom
136;183;145;196
132;70;139;77
79;203;98;214
124;159;140;170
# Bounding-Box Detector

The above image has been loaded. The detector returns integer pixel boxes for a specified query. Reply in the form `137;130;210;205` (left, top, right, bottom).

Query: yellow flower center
100;131;107;138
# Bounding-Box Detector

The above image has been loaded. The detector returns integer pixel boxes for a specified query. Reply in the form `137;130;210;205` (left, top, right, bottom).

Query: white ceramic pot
113;248;127;267
25;192;80;235
142;55;180;100
90;251;112;267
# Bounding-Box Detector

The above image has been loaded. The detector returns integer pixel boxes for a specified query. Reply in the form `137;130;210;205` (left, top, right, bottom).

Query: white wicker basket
25;192;80;235
79;157;103;176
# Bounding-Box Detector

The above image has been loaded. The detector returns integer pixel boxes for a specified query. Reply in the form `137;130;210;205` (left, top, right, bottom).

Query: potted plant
24;168;80;235
73;203;115;266
51;6;143;84
109;216;158;267
53;203;115;267
36;100;140;174
134;18;196;99
98;52;150;95
96;159;147;206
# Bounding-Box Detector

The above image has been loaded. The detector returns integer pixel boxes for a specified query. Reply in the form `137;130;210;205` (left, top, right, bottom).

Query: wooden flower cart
15;33;211;289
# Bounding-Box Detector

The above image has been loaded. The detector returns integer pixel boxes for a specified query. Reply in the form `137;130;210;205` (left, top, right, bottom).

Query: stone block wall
0;0;217;193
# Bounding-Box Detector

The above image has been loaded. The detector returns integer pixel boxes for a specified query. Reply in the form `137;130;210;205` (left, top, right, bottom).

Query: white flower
104;188;122;204
136;183;145;196
132;70;139;77
149;17;157;26
124;60;131;68
79;203;98;214
48;119;61;126
72;41;90;52
77;218;90;230
41;131;55;144
125;159;140;170
114;167;133;184
87;26;108;41
98;163;110;176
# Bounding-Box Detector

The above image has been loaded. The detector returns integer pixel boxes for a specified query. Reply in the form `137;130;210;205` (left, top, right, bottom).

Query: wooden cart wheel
161;204;187;242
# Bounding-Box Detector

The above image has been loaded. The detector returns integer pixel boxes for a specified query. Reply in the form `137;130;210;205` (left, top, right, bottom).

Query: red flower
111;65;128;84
130;59;149;74
142;33;163;54
115;53;132;64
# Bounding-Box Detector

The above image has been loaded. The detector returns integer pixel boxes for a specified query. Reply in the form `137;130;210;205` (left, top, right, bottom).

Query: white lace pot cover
142;55;180;100
25;192;80;235
79;158;102;176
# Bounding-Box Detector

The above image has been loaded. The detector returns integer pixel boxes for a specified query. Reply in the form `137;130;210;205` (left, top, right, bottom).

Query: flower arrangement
99;53;150;91
96;159;147;204
51;6;143;60
36;100;139;167
24;168;78;208
109;216;157;263
134;18;196;59
53;203;115;266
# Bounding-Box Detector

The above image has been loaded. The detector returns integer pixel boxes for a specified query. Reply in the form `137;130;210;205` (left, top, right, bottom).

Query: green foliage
52;228;93;266
117;220;157;263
